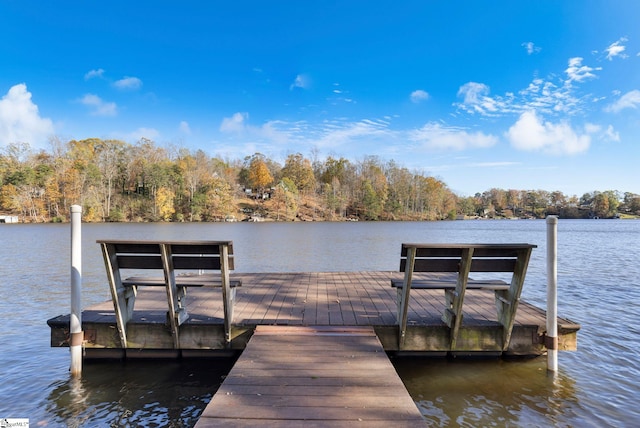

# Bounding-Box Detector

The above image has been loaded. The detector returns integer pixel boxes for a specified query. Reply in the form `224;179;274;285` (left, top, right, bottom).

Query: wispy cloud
410;89;429;103
219;112;295;145
113;76;143;90
456;55;603;117
605;37;628;60
466;161;521;168
0;83;54;147
290;74;310;90
409;122;498;150
179;121;191;135
565;57;600;84
79;94;117;116
127;127;159;142
313;118;391;150
605;89;640;113
456;82;508;116
522;42;541;55
84;68;105;80
604;124;620;142
220;112;248;133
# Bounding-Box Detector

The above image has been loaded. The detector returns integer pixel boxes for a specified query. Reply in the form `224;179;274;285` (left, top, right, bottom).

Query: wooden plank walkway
195;325;426;427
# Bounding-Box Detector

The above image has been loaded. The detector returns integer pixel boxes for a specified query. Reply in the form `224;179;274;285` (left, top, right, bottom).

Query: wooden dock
195;325;426;427
47;272;579;357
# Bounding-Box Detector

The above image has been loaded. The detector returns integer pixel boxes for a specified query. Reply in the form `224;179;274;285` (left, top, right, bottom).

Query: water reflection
392;356;582;427
44;359;234;427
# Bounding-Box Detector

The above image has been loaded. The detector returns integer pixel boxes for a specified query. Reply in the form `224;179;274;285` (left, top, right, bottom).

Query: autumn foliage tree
243;154;274;198
0;138;635;222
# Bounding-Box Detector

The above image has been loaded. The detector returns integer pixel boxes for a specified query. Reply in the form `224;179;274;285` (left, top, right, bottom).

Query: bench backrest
399;243;534;273
98;240;235;276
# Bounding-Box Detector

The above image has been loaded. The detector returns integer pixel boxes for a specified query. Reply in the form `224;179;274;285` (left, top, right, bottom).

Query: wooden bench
98;240;240;348
392;243;536;350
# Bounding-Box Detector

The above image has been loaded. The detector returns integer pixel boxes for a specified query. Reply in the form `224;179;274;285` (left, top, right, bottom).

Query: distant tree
272;178;298;220
593;191;619;218
246;154;274;197
281;153;316;194
360;179;384;220
156;186;176;221
95;139;126;219
623;192;640;214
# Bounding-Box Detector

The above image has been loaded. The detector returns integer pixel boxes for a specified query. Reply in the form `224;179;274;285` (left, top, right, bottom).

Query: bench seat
394;243;536;351
98;240;238;348
391;278;509;290
123;274;242;288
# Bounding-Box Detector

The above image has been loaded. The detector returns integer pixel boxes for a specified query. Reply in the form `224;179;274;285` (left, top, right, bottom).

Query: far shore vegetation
1;139;639;223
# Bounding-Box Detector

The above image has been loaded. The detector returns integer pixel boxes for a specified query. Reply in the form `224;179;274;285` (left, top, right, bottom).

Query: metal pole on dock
70;205;83;376
546;215;558;372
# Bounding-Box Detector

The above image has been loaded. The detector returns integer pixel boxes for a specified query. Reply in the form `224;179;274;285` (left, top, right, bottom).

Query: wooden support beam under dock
195;325;426;427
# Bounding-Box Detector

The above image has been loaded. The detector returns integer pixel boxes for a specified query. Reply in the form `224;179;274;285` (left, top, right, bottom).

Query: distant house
0;215;19;223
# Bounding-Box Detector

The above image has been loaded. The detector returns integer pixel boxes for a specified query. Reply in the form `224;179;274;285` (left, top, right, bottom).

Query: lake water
1;219;639;426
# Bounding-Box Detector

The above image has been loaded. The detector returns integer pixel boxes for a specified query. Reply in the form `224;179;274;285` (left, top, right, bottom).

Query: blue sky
1;1;639;197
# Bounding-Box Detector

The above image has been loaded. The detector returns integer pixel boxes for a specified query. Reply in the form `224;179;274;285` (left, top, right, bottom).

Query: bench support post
442;247;473;349
160;244;187;348
100;242;134;348
398;246;416;348
495;247;533;350
220;243;233;344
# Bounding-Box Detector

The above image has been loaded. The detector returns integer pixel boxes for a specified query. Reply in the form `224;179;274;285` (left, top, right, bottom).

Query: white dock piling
70;205;83;375
546;215;558;372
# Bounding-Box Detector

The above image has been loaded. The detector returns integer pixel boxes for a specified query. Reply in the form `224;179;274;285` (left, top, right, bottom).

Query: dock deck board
195;326;426;427
47;271;580;355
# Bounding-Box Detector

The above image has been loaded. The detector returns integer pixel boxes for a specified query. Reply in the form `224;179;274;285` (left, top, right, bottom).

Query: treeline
1;139;638;223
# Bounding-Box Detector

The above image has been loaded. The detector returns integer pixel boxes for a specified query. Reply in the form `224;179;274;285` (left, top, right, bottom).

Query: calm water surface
0;220;638;426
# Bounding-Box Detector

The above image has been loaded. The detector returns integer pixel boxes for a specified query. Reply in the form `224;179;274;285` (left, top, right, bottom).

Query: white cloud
580;123;619;142
604;124;620;142
605;90;640;113
84;68;105;80
456;82;506;115
409;122;498;150
565;57;600;84
505;111;591;155
79;94;117;116
179;121;191;134
290;74;310;90
458;82;489;104
218;113;297;147
113;76;142;90
584;123;601;134
457;55;602;118
605;37;628;61
0;83;54;146
220;112;248;133
410;89;429;103
522;42;541;55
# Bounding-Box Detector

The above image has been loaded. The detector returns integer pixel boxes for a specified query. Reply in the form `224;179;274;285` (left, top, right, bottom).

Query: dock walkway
195;325;426;427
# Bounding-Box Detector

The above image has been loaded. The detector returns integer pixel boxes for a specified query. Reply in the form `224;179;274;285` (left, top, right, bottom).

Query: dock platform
47;272;579;357
195;325;426;427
